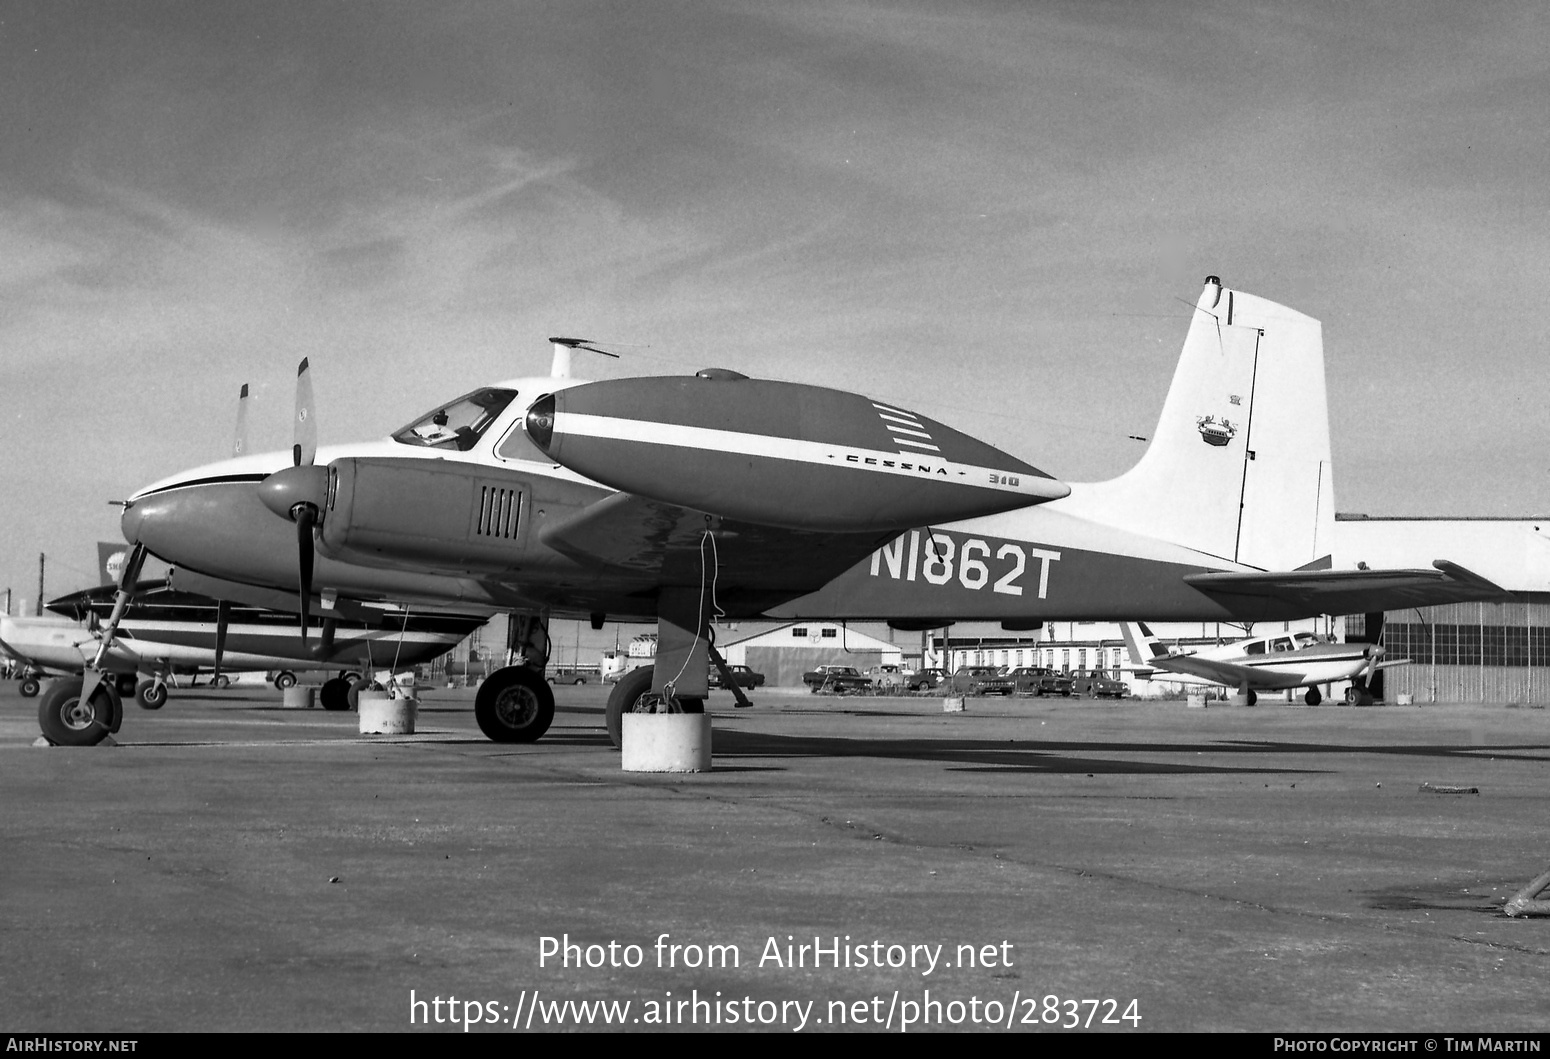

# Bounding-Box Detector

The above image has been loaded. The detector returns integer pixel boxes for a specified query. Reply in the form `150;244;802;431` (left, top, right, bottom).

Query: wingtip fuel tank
524;374;1069;533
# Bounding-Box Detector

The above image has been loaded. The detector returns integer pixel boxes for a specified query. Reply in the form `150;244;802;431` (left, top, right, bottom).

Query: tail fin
1055;277;1334;570
1121;621;1168;668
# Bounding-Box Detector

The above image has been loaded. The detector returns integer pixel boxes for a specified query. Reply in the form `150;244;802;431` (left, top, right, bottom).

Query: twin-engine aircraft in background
10;577;486;733
51;277;1508;748
1119;621;1406;706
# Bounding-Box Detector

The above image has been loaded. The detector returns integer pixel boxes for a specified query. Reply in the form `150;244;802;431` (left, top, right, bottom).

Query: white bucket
1396;693;1414;706
1186;691;1207;709
942;696;966;713
358;691;417;735
282;686;315;709
622;713;712;773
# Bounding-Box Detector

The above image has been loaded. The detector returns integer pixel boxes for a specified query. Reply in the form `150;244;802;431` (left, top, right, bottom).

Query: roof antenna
548;336;621;379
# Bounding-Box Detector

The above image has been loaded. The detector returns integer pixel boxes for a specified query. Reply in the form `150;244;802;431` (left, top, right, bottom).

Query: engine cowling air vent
474;485;522;539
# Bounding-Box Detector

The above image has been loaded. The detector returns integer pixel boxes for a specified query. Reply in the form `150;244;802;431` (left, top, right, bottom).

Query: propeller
293;358;317;468
1361;643;1386;684
232;384;250;458
256;358;328;646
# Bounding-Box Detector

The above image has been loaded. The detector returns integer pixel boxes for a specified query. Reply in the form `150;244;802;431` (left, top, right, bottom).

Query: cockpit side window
494;422;552;464
392;388;517;451
1244;640;1267;655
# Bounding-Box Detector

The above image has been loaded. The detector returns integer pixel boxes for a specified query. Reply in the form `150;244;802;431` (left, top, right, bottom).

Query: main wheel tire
38;678;121;746
1304;688;1322;706
136;679;168;710
212;674;231;690
274;671;297;691
19;676;41;698
346;678;380;712
1245;689;1258;706
475;667;555;743
320;676;353;712
602;667;704;749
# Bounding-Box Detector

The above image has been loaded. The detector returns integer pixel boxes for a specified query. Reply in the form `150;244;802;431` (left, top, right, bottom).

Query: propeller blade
296;506;315;645
212;599;230;684
293;358;317;467
232;383;251;458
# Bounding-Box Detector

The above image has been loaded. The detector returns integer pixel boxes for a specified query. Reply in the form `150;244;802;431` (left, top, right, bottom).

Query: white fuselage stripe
887;425;935;439
893;438;942;451
553;413;1067;500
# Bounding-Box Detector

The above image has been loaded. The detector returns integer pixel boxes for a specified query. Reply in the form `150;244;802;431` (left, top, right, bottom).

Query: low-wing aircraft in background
1120;621;1407;705
6;580;486;716
51;278;1509;748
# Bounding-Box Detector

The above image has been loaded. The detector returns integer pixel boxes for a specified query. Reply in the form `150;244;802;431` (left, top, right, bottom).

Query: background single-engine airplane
1119;621;1407;706
51;277;1509;748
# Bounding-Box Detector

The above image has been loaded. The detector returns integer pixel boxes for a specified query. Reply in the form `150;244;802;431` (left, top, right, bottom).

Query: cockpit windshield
392;388;517;451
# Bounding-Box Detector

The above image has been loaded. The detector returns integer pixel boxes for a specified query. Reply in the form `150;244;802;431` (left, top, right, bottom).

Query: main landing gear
471;611;555;743
604;666;706;749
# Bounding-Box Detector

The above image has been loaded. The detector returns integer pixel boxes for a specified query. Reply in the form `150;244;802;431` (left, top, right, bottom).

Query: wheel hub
495;686;540;728
62;697;95;730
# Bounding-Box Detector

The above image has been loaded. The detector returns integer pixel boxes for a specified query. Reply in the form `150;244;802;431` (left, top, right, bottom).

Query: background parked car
904;668;946;691
802;664;872;693
1070;670;1128;698
709;664;766;689
1006;666;1074;697
949;666;1015;695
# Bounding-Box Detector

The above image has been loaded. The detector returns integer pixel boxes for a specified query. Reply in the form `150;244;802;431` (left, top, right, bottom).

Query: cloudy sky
2;0;1547;608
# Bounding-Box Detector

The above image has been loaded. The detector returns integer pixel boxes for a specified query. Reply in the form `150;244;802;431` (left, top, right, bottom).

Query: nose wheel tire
19;677;41;698
38;678;122;747
474;666;555;743
273;671;298;691
135;679;168;710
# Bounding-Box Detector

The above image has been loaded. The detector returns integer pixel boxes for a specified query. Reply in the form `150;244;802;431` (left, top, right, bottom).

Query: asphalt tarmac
2;680;1547;1034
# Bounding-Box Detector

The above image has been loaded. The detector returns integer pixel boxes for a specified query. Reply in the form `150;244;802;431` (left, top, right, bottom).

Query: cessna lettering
869;530;1060;598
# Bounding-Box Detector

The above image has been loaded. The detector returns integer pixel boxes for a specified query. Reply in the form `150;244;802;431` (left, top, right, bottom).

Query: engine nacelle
318;457;605;575
524;375;1069;532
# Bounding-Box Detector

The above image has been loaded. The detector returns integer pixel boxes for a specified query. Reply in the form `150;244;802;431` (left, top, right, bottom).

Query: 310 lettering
869;530;1060;598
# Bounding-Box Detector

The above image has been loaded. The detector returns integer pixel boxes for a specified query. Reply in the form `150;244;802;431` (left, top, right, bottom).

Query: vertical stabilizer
1053;278;1334;571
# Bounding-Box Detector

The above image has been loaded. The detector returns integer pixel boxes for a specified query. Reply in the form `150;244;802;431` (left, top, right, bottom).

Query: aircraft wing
1182;561;1511;617
1141;653;1306;689
538;492;890;594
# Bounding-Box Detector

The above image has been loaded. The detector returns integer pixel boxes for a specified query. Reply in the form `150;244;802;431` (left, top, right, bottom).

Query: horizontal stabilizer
1183;560;1511;617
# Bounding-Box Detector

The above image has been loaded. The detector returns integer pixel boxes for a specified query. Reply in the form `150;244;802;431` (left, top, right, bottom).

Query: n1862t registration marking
868;530;1060;598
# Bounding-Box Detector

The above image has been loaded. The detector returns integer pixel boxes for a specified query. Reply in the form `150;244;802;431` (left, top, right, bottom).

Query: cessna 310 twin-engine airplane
1119;621;1407;706
55;277;1506;749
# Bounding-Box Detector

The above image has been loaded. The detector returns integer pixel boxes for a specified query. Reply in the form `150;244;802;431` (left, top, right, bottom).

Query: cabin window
1244;641;1267;655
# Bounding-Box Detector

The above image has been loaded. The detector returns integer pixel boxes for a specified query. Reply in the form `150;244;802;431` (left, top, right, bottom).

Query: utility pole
36;553;45;616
